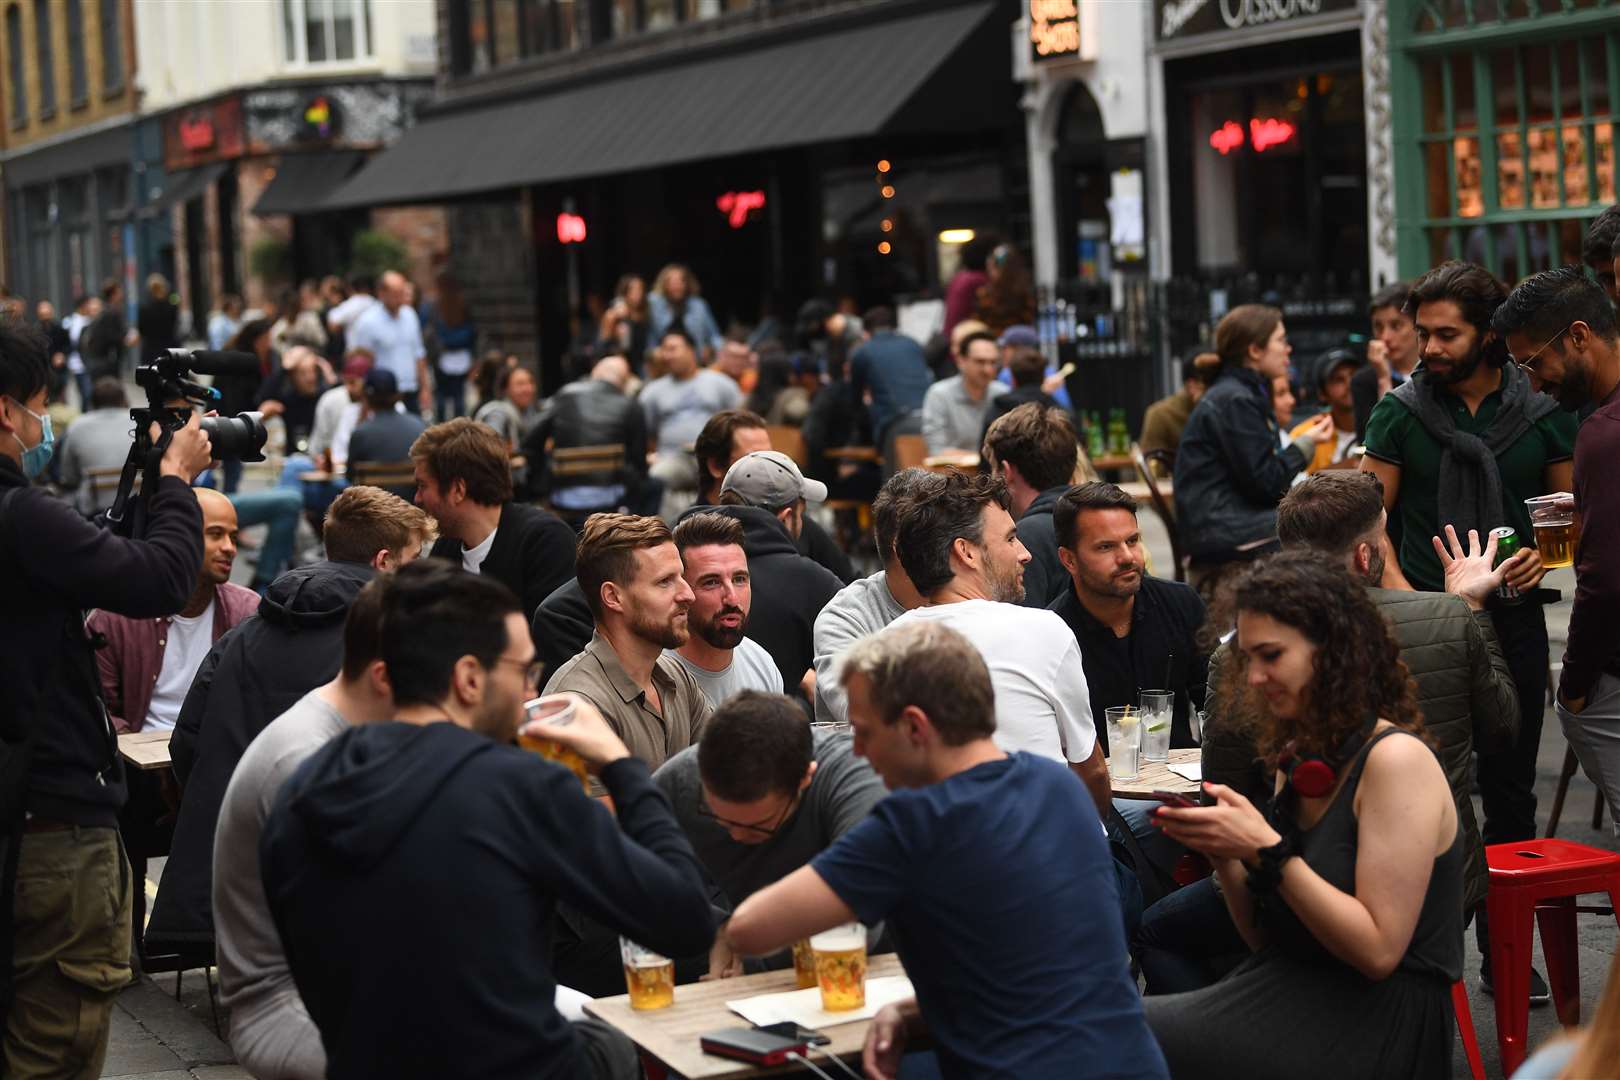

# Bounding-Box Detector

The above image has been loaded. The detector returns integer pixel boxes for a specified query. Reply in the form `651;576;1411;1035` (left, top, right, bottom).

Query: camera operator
0;320;212;1076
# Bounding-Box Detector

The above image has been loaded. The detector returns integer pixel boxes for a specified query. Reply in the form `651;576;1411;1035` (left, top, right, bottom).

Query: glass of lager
1106;706;1141;781
619;938;675;1010
790;938;819;989
518;695;590;793
810;922;867;1011
1525;494;1578;569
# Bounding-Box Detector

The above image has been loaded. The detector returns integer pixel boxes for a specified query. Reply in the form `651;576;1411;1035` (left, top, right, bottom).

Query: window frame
66;0;87;108
33;0;55;119
6;4;27;129
1391;1;1620;279
99;0;122;95
281;0;375;68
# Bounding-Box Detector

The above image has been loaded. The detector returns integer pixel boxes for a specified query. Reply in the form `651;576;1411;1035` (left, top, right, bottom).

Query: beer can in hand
1490;527;1524;605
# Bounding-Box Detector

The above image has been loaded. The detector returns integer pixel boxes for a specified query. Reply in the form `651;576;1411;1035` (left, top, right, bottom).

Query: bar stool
1452;980;1485;1080
1484;839;1620;1076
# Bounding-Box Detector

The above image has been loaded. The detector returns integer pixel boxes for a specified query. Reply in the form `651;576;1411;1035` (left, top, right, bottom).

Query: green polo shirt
1363;385;1576;591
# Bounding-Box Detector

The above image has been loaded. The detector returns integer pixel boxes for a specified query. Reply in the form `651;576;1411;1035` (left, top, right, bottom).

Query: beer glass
790;938;819;989
1139;690;1174;763
619;938;675;1010
809;922;867;1011
1525;494;1578;569
518;695;589;793
1106;706;1140;781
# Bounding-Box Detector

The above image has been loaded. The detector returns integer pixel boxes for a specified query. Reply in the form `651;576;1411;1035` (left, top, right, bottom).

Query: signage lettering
1209;121;1245;155
716;190;766;229
1157;0;1349;41
556;212;587;244
1029;0;1081;60
1205;117;1299;155
178;112;215;152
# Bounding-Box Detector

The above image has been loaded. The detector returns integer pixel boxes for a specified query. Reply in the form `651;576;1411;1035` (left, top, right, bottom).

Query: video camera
101;348;269;538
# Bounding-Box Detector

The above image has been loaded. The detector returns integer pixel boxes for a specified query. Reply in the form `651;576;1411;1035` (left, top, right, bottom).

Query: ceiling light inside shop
877;159;892;173
938;228;975;244
881;185;896;199
881;219;894;233
878;241;892;255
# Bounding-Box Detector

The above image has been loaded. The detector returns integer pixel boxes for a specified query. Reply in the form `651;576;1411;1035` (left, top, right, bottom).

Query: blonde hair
575;513;675;621
1560;954;1620;1078
950;319;989;357
322;486;433;564
653;263;700;299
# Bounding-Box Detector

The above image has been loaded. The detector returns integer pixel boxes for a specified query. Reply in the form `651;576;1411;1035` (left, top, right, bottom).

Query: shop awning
0;122;132;189
147;162;231;212
252;150;369;216
323;1;994;209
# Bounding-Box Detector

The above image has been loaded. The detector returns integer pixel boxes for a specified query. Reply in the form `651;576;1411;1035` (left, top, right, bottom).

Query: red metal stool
1485;838;1620;1076
1452;980;1485;1080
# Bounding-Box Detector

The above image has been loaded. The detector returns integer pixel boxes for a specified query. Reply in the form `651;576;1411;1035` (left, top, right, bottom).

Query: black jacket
1173;367;1308;561
1048;575;1209;754
521;378;647;499
137;297;179;364
1016;486;1072;609
797;516;856;585
532;506;842;692
0;461;200;829
262;722;714;1080
146;560;374;956
428;502;576;621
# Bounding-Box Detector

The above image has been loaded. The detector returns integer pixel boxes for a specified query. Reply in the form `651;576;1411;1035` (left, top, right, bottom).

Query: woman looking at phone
1145;549;1463;1078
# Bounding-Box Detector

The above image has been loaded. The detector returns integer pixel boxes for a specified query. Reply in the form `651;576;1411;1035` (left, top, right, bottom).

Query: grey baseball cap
720;450;828;507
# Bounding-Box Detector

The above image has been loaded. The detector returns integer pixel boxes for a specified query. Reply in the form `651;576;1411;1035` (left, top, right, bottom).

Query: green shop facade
1391;0;1620;280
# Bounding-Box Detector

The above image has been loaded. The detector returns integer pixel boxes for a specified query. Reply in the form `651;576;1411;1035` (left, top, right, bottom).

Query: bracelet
1244;833;1298;897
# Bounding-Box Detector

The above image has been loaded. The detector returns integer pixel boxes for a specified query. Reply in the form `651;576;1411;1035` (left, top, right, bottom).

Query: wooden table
922;453;978;472
1117;479;1170;505
118;730;174;771
1107;747;1200;800
585;953;905;1079
825;445;880;463
1090;453;1135;473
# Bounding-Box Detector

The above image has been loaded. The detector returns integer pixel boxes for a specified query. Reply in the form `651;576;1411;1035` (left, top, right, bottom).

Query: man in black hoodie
0;321;213;1076
262;561;714;1080
144;485;430;964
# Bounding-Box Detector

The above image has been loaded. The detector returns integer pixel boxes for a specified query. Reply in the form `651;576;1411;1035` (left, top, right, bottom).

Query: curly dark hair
1221;549;1422;768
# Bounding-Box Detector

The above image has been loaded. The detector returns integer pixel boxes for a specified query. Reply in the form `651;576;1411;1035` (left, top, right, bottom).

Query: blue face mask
7;396;55;479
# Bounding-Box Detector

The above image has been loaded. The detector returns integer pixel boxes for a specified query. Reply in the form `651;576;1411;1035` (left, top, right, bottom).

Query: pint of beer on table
810;923;868;1011
619;938;675;1010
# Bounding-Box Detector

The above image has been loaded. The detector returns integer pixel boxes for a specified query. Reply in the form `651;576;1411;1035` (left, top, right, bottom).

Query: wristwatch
1245;833;1298;897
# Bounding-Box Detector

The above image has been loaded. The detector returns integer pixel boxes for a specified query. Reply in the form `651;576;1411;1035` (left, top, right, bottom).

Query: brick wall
370;204;448;298
236;158;290;310
1;0;137;151
446;198;540;370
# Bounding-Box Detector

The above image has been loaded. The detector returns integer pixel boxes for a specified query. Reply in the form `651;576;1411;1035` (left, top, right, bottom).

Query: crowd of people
1;219;1619;1080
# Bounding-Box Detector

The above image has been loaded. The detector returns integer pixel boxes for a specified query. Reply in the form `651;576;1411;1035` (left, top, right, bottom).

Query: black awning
1;122;132;188
324;1;994;209
147;162;231;213
252;150;369;216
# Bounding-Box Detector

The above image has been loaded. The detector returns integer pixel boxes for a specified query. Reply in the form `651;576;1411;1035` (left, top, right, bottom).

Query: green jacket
1202;587;1519;914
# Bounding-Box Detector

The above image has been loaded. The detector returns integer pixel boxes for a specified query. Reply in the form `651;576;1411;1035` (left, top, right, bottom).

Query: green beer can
1491;526;1523;605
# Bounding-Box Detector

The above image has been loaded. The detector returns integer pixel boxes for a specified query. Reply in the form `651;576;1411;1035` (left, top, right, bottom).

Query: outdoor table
1107;747;1201;800
825;446;880;463
584;952;906;1079
922;453;978;473
1090;453;1135;473
1117;479;1171;505
118;729;174;771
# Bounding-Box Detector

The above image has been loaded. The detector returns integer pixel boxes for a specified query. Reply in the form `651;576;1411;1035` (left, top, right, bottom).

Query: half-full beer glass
518;695;589;792
810;923;867;1011
1525;494;1578;569
619;938;675;1010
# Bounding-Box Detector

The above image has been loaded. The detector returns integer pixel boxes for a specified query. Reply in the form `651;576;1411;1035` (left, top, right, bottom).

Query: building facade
1;0;140;313
133;0;439;331
331;0;1031;387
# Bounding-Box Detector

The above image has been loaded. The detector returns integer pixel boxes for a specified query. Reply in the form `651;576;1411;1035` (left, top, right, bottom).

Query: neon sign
716;190;766;229
1206;117;1298;155
555;212;587;244
1029;0;1080;60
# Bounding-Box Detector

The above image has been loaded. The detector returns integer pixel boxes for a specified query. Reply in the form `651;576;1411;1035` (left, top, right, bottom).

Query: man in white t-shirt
887;471;1110;817
666;512;784;707
347;271;429;415
326;274;378;336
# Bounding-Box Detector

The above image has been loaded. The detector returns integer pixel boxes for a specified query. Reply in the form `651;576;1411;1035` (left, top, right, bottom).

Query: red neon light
1249;117;1296;152
1208;120;1244;156
556;212;587;244
716;190;766;229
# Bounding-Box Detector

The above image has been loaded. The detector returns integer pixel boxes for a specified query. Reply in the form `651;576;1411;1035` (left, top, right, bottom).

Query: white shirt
889;599;1096;764
65;311;89;374
145;600;216;731
327;293;378;330
462;525;497;574
348;303;425;391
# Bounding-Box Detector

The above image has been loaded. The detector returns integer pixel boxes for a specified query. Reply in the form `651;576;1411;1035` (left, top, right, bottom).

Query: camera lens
201;411;268;463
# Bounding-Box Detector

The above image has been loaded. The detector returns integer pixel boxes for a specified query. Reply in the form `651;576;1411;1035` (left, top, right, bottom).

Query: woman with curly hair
1145;549;1463;1078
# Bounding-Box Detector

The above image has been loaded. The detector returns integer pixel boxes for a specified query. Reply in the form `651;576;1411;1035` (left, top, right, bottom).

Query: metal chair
544;444;629;527
1546;743;1607;837
1130;444;1186;582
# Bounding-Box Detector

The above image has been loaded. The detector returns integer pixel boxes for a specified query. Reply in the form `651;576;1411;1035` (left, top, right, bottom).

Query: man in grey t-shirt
211;580;396;1080
666;512;784;706
653;692;886;979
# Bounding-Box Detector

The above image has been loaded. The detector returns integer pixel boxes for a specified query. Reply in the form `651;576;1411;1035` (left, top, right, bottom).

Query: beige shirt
544;631;713;794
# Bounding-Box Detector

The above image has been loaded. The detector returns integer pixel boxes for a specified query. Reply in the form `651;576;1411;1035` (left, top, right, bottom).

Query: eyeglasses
1510;323;1573;376
697;790;803;839
494;656;546;690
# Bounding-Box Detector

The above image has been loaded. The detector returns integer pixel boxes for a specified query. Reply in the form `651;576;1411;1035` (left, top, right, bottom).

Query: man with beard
1494;265;1620;834
1361;260;1576;999
545;513;713;790
887;472;1110;816
667;513;783;706
261;561;713;1079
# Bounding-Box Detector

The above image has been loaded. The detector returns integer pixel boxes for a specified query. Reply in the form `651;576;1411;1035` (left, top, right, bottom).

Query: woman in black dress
1147;549;1463;1078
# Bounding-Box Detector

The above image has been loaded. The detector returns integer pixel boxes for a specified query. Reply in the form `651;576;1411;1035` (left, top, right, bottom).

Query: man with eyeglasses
1495;266;1620;840
1361;260;1576;1000
653;691;886;980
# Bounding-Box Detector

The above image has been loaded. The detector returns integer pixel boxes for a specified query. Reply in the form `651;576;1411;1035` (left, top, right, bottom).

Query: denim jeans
434;373;468;421
1135;876;1248;995
230;487;305;588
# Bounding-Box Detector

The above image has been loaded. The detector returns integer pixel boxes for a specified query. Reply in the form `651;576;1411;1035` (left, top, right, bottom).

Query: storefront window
1397;4;1620;277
